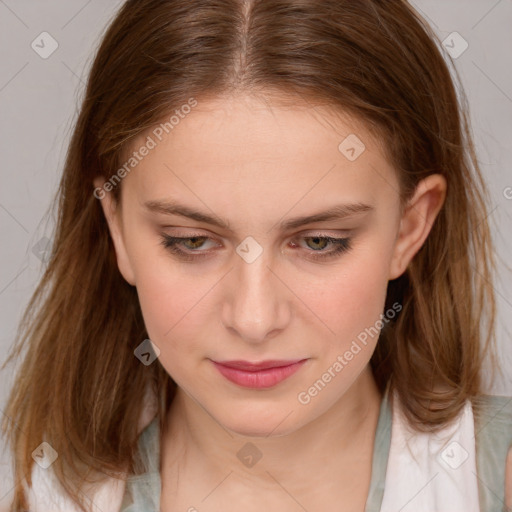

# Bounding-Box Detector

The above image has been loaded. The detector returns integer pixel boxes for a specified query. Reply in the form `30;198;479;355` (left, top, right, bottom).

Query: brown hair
1;0;500;510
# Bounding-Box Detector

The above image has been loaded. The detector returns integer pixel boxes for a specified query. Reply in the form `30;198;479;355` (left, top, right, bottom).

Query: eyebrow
143;199;374;231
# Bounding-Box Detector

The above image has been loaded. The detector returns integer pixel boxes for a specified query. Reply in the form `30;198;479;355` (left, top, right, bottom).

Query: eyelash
159;233;352;262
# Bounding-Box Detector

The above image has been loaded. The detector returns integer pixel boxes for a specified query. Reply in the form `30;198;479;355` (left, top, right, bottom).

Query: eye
159;233;352;262
159;234;217;261
291;235;352;260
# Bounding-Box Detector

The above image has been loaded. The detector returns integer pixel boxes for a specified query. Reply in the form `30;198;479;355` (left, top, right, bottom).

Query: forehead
151;94;375;156
122;93;385;161
118;94;399;220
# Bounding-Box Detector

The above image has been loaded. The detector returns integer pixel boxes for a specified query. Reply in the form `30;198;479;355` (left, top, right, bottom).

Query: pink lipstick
211;359;307;388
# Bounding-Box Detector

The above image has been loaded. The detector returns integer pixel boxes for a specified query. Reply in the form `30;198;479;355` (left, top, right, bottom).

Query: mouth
210;359;308;389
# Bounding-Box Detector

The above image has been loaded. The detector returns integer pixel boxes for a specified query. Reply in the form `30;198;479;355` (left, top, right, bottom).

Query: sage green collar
123;383;394;512
364;383;393;512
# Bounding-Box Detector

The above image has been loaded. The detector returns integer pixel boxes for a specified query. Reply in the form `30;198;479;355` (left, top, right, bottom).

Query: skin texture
94;94;446;510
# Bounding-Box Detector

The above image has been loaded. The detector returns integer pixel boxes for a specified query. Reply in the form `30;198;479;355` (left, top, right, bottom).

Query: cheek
129;225;394;367
134;271;214;386
126;236;209;354
302;248;392;350
135;267;210;353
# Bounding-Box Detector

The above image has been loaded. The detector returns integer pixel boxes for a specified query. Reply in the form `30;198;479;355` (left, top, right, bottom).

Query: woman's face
96;94;445;436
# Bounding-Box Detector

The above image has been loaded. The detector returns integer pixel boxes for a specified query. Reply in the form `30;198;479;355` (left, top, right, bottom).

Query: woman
2;0;511;511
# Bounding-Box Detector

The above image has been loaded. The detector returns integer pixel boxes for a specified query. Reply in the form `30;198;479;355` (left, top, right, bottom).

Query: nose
221;250;291;344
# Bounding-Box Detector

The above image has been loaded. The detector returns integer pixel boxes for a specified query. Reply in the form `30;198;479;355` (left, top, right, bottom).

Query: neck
161;365;382;498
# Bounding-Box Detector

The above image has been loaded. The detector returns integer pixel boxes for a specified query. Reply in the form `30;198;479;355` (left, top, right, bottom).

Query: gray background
0;0;511;504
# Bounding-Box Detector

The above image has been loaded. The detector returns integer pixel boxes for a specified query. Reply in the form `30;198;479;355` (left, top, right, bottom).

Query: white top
380;391;480;512
18;389;482;511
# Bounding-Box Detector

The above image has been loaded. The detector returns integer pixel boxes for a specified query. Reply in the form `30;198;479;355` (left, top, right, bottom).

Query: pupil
310;237;326;250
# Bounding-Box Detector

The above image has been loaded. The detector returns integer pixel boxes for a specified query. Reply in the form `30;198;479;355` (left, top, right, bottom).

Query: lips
211;358;308;388
216;359;304;371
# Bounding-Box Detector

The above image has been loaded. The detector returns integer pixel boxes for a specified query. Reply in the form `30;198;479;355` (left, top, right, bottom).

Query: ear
93;177;136;286
388;174;447;280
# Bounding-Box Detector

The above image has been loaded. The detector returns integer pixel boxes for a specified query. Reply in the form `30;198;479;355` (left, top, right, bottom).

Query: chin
215;404;304;438
225;421;295;438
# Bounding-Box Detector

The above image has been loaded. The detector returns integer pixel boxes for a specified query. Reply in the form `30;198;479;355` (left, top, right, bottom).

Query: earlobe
93;177;136;286
388;174;447;280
